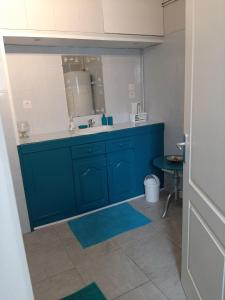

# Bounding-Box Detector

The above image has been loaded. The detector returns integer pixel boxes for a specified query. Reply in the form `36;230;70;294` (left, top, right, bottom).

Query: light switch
23;100;32;109
128;83;135;91
129;90;136;99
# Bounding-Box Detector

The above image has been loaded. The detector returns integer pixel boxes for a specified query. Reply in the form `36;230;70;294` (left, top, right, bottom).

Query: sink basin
78;126;113;135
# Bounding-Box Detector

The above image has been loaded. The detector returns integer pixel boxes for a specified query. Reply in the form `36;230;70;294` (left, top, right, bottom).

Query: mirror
62;55;105;118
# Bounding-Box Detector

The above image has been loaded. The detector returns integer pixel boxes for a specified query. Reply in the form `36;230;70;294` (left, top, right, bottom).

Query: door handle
176;134;187;163
176;142;186;151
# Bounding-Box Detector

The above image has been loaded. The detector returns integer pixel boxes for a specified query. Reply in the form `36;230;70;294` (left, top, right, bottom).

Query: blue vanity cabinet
73;156;109;213
18;123;164;229
107;148;136;203
106;137;136;203
19;148;76;229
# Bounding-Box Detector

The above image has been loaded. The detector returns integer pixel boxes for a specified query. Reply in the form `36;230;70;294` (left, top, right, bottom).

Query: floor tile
115;281;168;300
26;249;48;283
124;231;181;277
150;263;186;300
52;222;75;241
123;232;185;300
130;195;166;219
76;250;149;299
26;244;74;283
153;215;183;248
33;269;84;300
64;236;120;267
24;193;186;300
112;223;156;249
24;226;61;252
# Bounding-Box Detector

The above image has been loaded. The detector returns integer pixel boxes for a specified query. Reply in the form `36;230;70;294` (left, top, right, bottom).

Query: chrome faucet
88;118;95;128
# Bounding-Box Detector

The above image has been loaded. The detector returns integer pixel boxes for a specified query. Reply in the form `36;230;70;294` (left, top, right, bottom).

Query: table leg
162;192;174;219
174;171;179;202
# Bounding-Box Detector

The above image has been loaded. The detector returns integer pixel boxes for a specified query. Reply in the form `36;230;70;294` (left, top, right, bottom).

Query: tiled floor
23;192;186;300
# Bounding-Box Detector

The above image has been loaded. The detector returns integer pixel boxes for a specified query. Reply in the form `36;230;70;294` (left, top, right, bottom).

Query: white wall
144;0;185;156
7;54;68;136
0;115;33;299
0;38;30;233
103;54;142;123
6;48;142;136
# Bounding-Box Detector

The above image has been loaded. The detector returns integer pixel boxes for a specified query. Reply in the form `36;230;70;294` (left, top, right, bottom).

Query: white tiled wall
7;54;69;135
144;0;185;188
144;30;185;155
102;54;142;123
144;0;185;155
6;49;142;136
0;38;30;233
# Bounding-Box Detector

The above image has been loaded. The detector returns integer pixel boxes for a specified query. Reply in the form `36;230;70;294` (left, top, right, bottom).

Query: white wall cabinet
0;0;163;36
102;0;163;36
25;0;55;30
0;0;163;48
54;0;80;32
79;0;104;33
0;0;27;30
25;0;103;33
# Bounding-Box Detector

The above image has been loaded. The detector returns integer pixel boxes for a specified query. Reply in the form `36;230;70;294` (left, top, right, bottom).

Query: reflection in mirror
62;55;105;119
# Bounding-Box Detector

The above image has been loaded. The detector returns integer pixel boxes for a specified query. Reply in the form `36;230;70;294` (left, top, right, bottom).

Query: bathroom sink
78;126;113;135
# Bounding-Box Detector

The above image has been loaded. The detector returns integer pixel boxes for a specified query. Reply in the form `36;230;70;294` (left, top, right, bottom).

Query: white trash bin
144;175;160;203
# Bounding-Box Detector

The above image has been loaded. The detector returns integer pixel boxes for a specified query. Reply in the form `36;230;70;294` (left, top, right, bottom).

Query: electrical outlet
23;100;32;109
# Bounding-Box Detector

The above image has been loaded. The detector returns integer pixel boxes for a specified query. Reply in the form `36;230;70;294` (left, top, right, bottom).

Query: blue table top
153;156;183;172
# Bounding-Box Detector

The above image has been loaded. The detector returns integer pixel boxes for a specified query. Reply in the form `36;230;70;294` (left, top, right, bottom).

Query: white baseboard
35;194;145;230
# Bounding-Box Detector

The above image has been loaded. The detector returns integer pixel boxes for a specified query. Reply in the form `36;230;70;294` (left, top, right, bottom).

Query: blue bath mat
68;203;151;248
61;283;107;300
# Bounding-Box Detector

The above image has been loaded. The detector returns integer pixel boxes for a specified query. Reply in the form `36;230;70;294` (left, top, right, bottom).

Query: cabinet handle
116;162;121;168
82;168;91;177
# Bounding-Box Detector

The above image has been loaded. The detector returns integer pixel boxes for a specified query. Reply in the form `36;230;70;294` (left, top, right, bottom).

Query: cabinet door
0;0;27;29
74;156;108;213
102;0;163;36
25;0;55;30
21;148;75;228
134;132;164;196
108;149;136;203
54;0;80;32
79;0;104;33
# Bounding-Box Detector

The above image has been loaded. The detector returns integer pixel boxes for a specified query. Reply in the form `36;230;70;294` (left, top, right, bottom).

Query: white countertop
18;121;162;145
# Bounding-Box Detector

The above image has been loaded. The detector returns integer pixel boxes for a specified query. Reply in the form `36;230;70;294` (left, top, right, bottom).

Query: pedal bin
144;175;160;203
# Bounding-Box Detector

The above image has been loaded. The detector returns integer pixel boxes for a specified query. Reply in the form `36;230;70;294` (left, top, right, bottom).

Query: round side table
153;156;183;218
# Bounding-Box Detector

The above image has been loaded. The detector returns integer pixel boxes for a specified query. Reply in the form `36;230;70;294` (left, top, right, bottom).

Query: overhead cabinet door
25;0;55;30
54;0;80;32
79;0;104;33
0;0;27;29
25;0;103;33
102;0;163;36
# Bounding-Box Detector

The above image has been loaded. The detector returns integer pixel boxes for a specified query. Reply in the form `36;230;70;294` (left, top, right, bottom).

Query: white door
181;0;225;299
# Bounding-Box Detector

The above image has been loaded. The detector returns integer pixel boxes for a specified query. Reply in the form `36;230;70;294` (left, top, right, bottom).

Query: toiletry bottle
107;116;113;126
101;114;107;126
